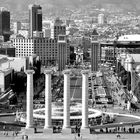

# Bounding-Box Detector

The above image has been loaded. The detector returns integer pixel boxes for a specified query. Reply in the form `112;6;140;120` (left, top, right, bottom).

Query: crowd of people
0;125;19;137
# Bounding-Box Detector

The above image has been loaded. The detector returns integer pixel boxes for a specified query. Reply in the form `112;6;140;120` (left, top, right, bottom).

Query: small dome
135;65;140;73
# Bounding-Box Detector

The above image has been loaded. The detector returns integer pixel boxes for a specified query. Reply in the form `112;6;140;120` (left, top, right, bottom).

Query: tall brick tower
91;29;100;72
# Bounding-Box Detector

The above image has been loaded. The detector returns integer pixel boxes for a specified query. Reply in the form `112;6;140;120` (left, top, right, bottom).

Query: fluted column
62;69;71;134
81;70;90;134
44;69;53;134
25;70;34;134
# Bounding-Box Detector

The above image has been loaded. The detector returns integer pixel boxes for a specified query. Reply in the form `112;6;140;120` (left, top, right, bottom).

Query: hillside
0;0;140;14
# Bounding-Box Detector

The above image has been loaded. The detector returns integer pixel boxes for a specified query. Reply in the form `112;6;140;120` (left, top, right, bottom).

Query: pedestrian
124;127;126;132
75;125;78;133
15;131;18;136
3;125;6;135
12;131;15;136
116;133;121;139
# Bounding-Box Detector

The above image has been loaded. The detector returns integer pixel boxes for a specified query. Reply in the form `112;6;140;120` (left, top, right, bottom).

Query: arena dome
118;34;140;42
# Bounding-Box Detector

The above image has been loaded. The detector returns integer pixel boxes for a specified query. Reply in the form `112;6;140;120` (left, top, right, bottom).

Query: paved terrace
1;133;140;140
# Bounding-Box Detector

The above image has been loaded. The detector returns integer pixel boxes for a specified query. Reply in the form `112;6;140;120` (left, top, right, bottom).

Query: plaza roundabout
33;102;102;120
18;101;102;122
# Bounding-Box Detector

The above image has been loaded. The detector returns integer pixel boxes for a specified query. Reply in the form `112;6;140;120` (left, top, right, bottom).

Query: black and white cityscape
0;1;140;140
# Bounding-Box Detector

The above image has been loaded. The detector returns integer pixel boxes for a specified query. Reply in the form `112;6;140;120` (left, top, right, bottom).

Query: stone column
62;69;71;134
44;70;53;134
25;70;35;134
81;70;89;134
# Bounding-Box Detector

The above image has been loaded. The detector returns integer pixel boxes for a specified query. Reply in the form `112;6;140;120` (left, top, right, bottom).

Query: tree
134;80;140;102
12;72;27;93
127;72;131;91
83;52;90;60
70;53;76;64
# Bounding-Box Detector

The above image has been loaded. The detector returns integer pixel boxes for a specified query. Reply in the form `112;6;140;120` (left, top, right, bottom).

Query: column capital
63;69;71;75
26;70;35;75
81;70;89;75
44;69;53;75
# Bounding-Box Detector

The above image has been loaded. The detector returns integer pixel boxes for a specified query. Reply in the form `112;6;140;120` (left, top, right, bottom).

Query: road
1;133;140;140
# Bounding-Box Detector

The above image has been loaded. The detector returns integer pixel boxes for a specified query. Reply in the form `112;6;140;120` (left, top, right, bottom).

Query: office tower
57;35;67;71
0;7;10;42
98;13;105;25
91;29;100;72
51;18;66;40
13;21;21;34
29;4;42;38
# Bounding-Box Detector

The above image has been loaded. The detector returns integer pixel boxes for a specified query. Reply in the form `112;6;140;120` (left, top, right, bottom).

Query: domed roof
118;34;140;42
135;65;140;73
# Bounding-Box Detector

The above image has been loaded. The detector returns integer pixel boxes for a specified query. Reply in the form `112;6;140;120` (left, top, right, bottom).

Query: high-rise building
29;4;42;38
98;13;106;25
51;18;66;40
13;21;21;34
57;35;68;71
0;7;10;42
91;29;100;72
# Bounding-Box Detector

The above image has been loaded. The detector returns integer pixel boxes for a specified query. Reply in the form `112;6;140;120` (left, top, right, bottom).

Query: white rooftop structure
129;54;140;63
118;34;140;42
0;7;8;11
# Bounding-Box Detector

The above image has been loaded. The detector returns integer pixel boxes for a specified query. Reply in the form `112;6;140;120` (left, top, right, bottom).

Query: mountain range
0;0;140;13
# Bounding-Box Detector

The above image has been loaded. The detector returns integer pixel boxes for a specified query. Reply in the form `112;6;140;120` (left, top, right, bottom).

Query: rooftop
118;34;140;42
0;7;9;12
129;54;140;63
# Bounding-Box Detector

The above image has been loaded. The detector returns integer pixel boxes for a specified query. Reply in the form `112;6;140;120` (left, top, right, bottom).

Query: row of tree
11;59;42;95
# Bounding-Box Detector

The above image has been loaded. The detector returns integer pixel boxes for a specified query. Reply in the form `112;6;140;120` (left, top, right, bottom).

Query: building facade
57;35;68;71
13;36;70;67
13;21;21;34
100;43;114;63
98;14;106;25
0;8;10;42
29;4;42;38
91;29;100;72
0;48;15;57
0;68;13;92
51;18;66;40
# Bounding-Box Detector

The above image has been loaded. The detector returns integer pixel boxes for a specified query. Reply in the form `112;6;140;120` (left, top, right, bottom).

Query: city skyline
1;1;140;140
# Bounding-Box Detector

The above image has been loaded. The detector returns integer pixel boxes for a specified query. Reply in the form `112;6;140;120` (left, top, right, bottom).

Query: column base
81;127;90;135
24;127;34;135
62;127;71;135
43;127;53;134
